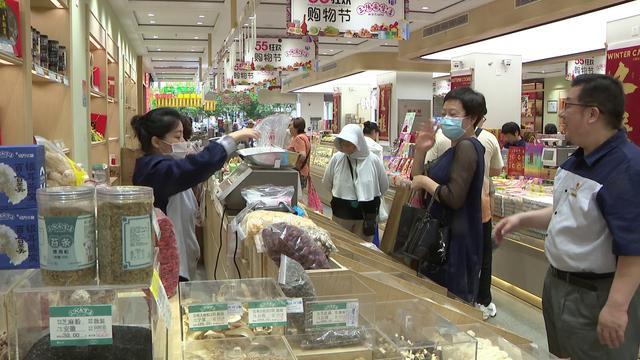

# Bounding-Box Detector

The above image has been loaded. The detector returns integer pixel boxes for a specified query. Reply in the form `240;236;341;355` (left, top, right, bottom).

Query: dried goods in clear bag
37;186;97;286
97;186;154;285
261;223;330;270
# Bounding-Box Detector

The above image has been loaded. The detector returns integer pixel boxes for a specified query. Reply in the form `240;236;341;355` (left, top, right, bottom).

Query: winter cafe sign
288;0;408;39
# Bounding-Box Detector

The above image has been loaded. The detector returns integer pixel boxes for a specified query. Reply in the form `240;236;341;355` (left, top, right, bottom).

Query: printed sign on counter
49;305;113;347
248;300;288;327
308;300;359;329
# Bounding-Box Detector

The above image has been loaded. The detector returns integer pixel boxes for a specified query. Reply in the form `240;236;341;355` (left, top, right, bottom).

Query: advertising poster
450;69;473;90
606;41;640;145
248;38;316;72
378;83;392;140
565;56;605;81
524;144;544;179
507;146;525;178
288;0;408;39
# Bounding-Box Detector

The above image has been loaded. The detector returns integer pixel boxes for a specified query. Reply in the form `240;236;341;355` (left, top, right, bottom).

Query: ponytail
129;108;182;154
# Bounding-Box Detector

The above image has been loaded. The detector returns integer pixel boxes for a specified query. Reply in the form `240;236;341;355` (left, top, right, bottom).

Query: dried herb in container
97;186;154;285
37;187;96;286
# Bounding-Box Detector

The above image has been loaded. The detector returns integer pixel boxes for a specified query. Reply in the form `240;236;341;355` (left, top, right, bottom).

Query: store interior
0;0;639;359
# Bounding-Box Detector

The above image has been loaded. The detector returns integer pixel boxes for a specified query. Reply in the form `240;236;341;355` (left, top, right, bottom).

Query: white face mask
163;141;193;159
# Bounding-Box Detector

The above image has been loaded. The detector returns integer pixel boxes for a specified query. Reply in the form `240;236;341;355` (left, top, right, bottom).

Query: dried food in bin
240;210;315;242
298;225;337;257
261;223;330;270
277;255;316;334
299;327;368;350
23;325;152;360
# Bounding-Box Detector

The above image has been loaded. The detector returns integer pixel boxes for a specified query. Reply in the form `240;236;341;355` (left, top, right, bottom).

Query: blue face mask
440;116;466;140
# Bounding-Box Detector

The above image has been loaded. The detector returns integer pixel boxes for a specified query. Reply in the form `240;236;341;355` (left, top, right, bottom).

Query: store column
451;53;522;130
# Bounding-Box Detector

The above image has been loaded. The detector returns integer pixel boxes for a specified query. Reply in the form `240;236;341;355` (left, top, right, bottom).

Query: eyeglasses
564;102;604;113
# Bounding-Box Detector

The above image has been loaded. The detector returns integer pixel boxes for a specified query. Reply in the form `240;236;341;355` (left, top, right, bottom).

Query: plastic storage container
374;300;477;360
8;270;167;360
179;278;288;341
0;270;32;360
97;186;154;285
37;186;97;286
182;336;296;360
455;323;532;359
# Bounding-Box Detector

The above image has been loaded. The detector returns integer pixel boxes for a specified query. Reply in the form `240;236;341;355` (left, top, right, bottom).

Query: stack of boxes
0;145;45;269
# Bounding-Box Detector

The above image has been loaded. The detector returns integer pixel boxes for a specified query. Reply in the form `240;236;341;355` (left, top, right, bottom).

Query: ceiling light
194;36;199;39
347;41;352;44
199;15;205;18
244;24;248;26
150;20;156;24
422;1;639;62
153;35;158;39
329;49;333;52
49;0;64;8
157;48;162;51
421;6;429;10
148;13;155;17
197;22;203;25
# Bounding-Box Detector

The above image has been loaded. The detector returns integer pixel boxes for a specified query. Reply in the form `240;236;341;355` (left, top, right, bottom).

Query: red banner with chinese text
507;146;525;178
606;42;640;145
378;83;392;141
451;69;473;90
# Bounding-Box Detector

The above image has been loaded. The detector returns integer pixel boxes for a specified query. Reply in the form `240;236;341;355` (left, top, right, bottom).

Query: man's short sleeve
489;135;504;170
598;164;640;256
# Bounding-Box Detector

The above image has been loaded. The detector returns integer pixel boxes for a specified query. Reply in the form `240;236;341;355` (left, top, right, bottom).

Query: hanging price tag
187;304;229;331
248;300;287;327
49;305;113;346
286;298;304;314
150;269;172;329
309;300;359;329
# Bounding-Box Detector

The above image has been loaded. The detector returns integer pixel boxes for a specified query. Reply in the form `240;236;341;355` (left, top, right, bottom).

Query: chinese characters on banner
250;38;316;72
229;69;280;90
450;70;473;90
507;147;525;178
565;56;605;81
288;0;408;39
377;83;392;141
606;42;640;145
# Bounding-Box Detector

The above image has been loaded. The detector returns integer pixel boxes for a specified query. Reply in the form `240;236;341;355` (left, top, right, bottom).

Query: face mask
163;141;192;159
440;116;466;141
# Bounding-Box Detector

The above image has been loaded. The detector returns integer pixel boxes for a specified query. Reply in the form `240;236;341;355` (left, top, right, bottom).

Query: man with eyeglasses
494;74;640;359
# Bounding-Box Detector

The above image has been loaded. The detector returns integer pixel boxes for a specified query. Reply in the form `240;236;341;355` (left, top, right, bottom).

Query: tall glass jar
37;186;96;286
97;186;154;285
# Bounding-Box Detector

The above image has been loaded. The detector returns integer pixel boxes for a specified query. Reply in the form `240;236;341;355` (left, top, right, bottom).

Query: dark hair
130;107;182;154
291;117;306;135
181;116;194;141
544;123;558;135
571;74;625;129
443;87;487;127
363;121;380;135
501;122;521;136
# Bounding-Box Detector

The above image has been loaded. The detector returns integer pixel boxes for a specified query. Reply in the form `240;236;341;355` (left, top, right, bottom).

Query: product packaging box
0;145;46;210
0;207;39;269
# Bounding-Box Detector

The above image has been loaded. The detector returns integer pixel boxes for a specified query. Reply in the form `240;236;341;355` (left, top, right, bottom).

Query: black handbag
398;187;450;267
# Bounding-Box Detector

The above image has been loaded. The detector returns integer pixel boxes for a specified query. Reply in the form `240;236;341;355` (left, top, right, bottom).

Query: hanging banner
565;56;605;81
606;41;640;144
229;69;281;90
450;69;473;90
287;0;408;39
240;38;316;72
377;83;392;141
332;92;341;133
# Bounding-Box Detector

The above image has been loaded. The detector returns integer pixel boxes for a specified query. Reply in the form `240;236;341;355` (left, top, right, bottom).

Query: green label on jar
39;215;96;271
121;215;152;270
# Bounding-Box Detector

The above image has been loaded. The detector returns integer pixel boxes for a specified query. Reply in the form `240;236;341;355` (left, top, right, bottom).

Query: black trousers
477;221;493;306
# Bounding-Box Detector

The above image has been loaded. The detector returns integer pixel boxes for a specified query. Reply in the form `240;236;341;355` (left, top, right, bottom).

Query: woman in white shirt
323;124;389;241
363;121;384;163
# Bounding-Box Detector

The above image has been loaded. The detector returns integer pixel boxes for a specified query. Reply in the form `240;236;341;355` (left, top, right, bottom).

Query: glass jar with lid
96;186;154;285
37;186;96;286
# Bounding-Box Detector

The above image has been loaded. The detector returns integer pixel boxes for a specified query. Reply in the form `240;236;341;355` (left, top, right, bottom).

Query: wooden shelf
107;97;118;103
31;0;69;9
108;137;119;142
31;65;69;85
91;140;107;146
90;89;106;98
0;51;23;66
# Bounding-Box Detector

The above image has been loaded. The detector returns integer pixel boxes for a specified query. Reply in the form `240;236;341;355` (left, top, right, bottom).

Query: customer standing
363;121;384;163
495;74;640;359
475;116;504;319
411;87;486;303
287;117;311;189
323;124;389;241
501;121;527;148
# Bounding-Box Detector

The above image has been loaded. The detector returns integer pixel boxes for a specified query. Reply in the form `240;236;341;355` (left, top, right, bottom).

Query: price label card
286;298;304;314
35;65;45;76
150;270;172;329
227;302;244;317
310;300;359;329
248;300;287;327
187;304;229;331
49;305;113;347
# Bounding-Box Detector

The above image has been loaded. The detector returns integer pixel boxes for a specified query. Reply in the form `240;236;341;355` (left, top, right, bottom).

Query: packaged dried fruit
37;186;97;286
97;186;154;285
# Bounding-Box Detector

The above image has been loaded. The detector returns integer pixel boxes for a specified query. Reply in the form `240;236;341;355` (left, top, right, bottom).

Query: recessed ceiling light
347;41;352;44
421;6;429;10
197;21;203;25
244;23;248;26
150;20;156;24
199;15;205;18
148;13;155;17
329;49;333;52
194;36;199;39
153;35;158;39
157;48;161;51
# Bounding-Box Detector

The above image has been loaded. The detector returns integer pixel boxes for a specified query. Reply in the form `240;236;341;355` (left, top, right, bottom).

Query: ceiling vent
422;13;469;38
515;0;540;8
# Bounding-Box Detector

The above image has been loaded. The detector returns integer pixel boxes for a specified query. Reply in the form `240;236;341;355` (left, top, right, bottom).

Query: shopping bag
306;177;324;214
393;191;427;257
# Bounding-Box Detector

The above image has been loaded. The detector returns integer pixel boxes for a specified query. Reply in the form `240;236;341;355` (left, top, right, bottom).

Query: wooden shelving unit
31;0;72;153
123;59;139;150
106;35;121;185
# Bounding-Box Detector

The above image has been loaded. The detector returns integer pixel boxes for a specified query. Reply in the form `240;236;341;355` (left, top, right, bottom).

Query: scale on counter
215;147;300;213
541;138;577;168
